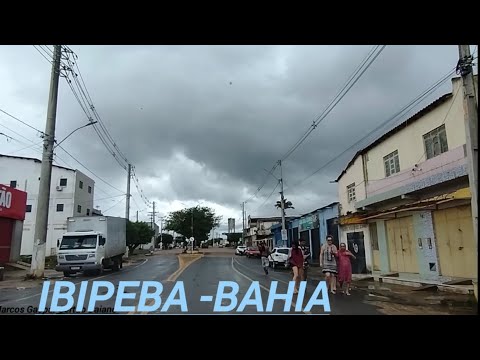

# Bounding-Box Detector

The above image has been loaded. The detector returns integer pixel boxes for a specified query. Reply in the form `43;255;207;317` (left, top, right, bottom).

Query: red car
245;247;261;258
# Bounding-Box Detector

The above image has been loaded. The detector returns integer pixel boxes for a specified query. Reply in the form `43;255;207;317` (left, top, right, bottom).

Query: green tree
164;206;222;246
127;221;154;255
156;233;173;249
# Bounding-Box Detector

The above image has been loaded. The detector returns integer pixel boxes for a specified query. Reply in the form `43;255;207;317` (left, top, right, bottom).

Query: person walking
300;240;310;281
337;243;356;295
288;240;305;294
259;241;270;275
320;235;338;294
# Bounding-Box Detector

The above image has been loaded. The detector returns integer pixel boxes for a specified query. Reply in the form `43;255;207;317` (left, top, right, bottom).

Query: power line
103;197;126;213
34;45;152;208
255;180;280;213
56;145;125;194
0;108;46;136
243;45;387;204
286;66;457;192
281;45;386;162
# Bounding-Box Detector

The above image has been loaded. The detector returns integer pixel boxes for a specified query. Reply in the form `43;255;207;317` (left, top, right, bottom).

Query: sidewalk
306;267;477;310
0;252;149;290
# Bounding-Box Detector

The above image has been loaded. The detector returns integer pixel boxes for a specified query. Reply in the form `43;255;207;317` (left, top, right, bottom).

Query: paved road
0;253;381;315
0;256;178;315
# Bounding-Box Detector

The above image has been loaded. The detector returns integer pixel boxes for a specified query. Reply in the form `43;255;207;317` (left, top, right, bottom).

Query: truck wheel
119;258;123;269
63;271;72;277
112;260;119;272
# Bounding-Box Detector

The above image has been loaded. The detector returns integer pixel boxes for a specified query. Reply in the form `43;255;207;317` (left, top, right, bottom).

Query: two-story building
335;76;477;281
0;154;95;257
244;216;284;248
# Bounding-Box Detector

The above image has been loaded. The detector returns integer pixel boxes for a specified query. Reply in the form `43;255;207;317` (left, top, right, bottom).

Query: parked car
235;245;247;255
268;247;291;269
218;244;224;248
245;247;261;258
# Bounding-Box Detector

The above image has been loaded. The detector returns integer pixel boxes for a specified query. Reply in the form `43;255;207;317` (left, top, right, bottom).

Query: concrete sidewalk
0;253;148;290
306;267;476;310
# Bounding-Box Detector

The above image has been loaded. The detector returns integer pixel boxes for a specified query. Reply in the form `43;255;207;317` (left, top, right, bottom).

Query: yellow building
336;76;477;283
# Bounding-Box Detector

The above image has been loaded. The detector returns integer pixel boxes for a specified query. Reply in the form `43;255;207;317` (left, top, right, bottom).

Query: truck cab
55;216;126;277
56;231;106;276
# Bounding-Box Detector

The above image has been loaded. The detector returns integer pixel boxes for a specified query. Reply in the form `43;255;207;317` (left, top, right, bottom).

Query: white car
268;247;291;269
235;245;247;255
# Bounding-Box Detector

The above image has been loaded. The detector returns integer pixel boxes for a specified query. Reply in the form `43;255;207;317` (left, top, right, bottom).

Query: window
347;183;356;203
278;249;289;255
88;186;92;194
384;150;400;177
369;223;379;250
77;205;82;213
59;178;68;187
423;124;448;160
26;205;32;213
87;208;90;216
56;204;64;212
10;180;17;188
79;181;83;189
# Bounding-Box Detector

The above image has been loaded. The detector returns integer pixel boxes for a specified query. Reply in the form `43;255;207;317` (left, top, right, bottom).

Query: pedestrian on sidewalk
320;235;338;294
288;240;305;294
258;241;270;275
300;240;310;281
337;243;356;295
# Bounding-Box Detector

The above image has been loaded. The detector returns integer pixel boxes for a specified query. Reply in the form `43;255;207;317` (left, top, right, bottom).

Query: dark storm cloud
0;45;467;220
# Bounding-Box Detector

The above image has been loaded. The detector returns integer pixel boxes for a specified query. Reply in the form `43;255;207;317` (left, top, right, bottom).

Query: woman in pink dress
337;243;356;295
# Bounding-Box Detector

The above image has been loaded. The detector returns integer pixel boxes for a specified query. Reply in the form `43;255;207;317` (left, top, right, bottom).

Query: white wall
337;155;366;216
365;78;466;182
74;170;95;217
0;156;94;256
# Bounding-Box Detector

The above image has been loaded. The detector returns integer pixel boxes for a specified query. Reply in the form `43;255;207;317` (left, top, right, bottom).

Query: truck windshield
60;235;97;250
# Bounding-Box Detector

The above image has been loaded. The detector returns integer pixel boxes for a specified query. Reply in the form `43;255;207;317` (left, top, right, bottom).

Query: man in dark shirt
300;240;310;280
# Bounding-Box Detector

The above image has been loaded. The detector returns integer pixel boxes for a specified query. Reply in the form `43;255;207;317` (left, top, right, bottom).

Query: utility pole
242;202;245;245
160;216;164;248
136;210;138;222
191;208;194;254
149;201;157;251
29;45;62;279
279;160;287;247
458;45;478;251
126;163;131;221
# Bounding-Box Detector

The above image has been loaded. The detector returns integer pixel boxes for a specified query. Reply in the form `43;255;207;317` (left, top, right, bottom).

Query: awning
362;187;471;220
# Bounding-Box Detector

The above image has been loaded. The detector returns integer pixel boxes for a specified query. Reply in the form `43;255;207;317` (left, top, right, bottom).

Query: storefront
0;185;27;265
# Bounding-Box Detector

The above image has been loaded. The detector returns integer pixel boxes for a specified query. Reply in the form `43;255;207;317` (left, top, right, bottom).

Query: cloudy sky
0;45;476;236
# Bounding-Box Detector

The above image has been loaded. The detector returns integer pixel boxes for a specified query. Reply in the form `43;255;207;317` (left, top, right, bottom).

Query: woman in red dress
337;243;356;295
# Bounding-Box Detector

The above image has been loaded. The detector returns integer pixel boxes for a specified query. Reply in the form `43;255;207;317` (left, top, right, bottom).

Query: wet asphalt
0;253;382;315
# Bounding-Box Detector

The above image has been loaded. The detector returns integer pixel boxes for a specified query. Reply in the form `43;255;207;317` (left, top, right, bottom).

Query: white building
0;154;95;257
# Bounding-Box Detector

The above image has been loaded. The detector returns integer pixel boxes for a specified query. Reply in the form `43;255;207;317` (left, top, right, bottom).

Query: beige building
335;76;477;282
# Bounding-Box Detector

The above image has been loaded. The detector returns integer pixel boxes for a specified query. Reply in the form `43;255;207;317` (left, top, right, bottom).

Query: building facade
271;203;340;263
0;185;27;265
0;154;95;257
336;76;477;280
244;216;284;248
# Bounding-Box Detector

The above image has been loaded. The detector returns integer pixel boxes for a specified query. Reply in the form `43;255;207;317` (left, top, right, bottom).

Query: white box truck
55;216;126;277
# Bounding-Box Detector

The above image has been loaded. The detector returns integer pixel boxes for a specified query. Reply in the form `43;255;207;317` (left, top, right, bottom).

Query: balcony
356;145;467;209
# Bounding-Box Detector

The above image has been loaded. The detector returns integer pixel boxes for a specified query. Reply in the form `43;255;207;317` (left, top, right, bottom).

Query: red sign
0;185;27;221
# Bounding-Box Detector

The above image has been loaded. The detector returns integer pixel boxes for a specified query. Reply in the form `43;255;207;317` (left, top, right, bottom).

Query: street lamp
54;121;98;148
